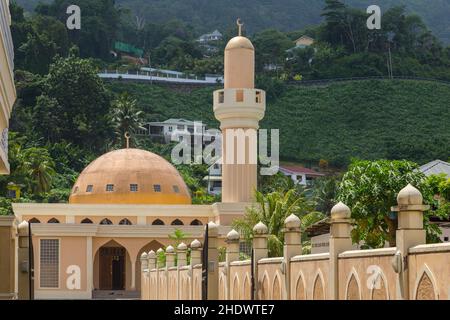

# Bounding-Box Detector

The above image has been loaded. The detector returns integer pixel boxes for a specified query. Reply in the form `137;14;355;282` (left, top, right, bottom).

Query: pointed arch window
119;218;132;225
100;218;113;225
190;219;202;226
81;218;93;224
29;218;40;223
152;219;164;225
48;218;60;224
171;219;184;226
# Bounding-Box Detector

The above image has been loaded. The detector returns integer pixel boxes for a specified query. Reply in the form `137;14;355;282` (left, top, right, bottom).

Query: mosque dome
69;148;191;204
225;36;254;51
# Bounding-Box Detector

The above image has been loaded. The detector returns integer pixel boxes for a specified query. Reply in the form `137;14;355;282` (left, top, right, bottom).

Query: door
99;247;125;290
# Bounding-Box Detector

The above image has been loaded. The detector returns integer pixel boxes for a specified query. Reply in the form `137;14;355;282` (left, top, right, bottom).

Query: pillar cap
166;245;175;253
227;229;240;241
177;242;187;251
253;221;268;234
17;220;28;232
208;221;219;236
284;214;301;229
156;248;164;254
147;250;156;258
191;239;202;249
331;202;351;219
140;252;148;260
397;184;423;205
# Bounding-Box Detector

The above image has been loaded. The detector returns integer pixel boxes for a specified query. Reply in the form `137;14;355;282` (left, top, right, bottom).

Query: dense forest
2;0;449;210
17;0;450;43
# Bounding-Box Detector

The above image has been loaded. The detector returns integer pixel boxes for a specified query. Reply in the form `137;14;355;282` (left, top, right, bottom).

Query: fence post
391;184;428;300
329;202;353;300
207;222;219;300
225;229;240;299
253;222;268;300
156;248;164;300
17;220;30;300
140;252;148;300
165;246;175;300
283;214;302;300
177;243;187;300
147;250;156;300
190;239;202;300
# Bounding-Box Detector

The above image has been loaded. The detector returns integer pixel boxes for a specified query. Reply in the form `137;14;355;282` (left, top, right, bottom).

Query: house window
153;184;161;192
236;90;244;102
214;164;220;169
106;184;114;192
173;185;180;193
86;185;93;192
130;184;138;192
168;126;173;132
177;125;184;130
40;239;59;288
218;91;224;103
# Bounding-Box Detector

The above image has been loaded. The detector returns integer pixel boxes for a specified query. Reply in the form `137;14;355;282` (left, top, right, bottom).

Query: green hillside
16;0;450;43
107;79;450;167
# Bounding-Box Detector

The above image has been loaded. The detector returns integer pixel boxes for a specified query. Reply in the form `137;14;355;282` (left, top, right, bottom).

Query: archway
135;240;164;293
95;240;128;290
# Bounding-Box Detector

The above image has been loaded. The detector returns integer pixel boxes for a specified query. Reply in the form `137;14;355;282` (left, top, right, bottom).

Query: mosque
12;21;266;299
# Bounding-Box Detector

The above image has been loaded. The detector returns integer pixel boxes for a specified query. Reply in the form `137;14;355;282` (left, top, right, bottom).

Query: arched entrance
97;240;127;290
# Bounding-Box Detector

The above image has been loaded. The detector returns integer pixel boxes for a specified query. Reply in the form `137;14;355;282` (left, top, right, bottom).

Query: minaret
213;20;266;203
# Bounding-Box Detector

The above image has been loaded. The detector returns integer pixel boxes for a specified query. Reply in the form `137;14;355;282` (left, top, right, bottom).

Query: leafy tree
33;54;112;150
253;29;293;73
337;159;441;248
233;189;320;257
111;93;144;148
169;229;188;247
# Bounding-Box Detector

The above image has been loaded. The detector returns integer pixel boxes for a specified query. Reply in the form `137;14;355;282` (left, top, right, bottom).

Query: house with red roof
279;165;325;186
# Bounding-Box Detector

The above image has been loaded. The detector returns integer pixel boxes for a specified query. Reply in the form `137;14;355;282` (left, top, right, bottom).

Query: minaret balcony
213;88;266;129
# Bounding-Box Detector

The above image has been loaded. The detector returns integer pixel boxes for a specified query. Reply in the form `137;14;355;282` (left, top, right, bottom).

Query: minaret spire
237;18;244;36
124;132;131;149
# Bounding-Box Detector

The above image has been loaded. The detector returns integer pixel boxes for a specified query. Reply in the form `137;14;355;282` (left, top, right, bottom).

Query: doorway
99;247;125;290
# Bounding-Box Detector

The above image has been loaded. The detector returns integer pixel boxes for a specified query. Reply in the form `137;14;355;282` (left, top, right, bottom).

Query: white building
279;165;324;186
204;161;222;195
197;30;223;43
419;159;450;177
140;119;216;145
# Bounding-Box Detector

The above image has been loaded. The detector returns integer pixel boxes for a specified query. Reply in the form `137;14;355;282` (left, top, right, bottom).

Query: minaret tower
213;19;266;203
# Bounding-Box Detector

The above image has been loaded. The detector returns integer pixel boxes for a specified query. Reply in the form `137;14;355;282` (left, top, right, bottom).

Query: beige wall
0;218;17;299
290;257;330;300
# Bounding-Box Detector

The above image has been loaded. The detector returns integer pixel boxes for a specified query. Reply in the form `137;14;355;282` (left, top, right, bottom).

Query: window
130;184;138;192
86;185;93;192
218;91;224;103
168;126;173;132
214;164;220;169
100;218;113;225
173;185;180;193
190;219;203;226
177;125;184;130
236;90;244;102
153;184;161;192
445;237;449;242
119;218;132;225
152;219;164;225
40;239;59;288
29;218;40;223
256;91;262;103
48;218;60;224
106;184;114;192
171;219;184;226
81;218;93;224
239;241;252;257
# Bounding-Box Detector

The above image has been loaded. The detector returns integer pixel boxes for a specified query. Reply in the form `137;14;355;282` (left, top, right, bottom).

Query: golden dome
225;36;254;51
69;148;191;205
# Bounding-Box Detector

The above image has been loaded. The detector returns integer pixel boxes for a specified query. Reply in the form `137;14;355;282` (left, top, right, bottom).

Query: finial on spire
124;132;131;149
237;18;244;36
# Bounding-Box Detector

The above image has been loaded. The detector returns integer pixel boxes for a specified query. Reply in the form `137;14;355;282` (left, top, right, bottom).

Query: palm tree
169;229;189;247
233;189;324;257
111;93;145;148
18;147;56;194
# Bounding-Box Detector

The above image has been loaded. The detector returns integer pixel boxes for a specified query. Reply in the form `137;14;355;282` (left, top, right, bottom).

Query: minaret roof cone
224;19;255;89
